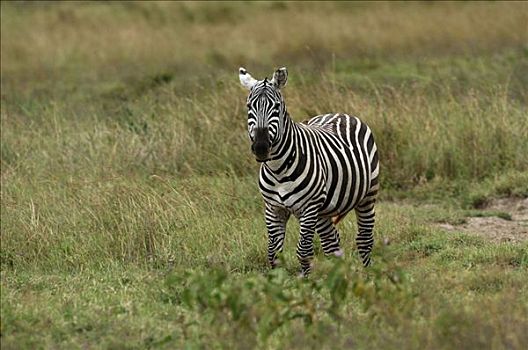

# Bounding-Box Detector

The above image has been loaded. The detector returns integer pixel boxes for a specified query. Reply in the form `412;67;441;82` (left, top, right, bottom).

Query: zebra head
239;67;288;162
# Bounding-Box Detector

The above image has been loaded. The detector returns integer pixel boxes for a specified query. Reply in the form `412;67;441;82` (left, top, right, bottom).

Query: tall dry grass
2;1;527;98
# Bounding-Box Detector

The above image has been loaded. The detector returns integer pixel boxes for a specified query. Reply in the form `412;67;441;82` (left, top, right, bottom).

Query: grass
1;2;528;349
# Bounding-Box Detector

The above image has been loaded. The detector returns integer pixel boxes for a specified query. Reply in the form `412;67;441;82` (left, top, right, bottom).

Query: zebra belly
259;179;324;217
260;174;366;219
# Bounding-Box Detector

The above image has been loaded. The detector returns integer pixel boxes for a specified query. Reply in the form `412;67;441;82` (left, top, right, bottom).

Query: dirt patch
438;197;528;243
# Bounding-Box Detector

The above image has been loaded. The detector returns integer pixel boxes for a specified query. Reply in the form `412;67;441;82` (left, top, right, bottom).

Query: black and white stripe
239;67;379;276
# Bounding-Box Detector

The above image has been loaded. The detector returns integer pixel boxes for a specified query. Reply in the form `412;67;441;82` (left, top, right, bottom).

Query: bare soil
438;197;528;243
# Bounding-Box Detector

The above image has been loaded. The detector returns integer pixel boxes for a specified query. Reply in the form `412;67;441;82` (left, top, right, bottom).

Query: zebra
239;67;379;276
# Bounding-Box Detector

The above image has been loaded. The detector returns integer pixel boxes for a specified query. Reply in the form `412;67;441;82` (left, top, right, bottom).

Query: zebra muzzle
252;127;271;162
252;142;270;162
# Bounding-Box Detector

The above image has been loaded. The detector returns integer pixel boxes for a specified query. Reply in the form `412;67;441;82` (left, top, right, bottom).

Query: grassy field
1;2;528;349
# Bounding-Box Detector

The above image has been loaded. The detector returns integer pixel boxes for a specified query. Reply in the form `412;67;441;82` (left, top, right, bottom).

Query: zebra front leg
265;206;290;268
297;207;319;276
355;198;376;267
316;217;343;257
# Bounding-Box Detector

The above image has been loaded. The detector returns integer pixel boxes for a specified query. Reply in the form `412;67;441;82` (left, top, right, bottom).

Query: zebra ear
239;67;257;90
272;67;288;89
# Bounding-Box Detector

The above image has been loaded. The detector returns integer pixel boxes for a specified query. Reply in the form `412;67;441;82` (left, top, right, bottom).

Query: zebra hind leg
355;197;376;267
316;217;343;257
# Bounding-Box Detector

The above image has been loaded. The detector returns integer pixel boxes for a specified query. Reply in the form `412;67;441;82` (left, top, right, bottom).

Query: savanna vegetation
1;2;527;349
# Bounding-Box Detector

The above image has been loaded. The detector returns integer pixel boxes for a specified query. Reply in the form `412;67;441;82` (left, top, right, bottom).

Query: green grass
1;2;528;349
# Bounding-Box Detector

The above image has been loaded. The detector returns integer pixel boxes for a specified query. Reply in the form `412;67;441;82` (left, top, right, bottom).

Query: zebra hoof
333;248;344;257
270;258;281;269
361;257;372;267
298;270;310;278
298;261;313;277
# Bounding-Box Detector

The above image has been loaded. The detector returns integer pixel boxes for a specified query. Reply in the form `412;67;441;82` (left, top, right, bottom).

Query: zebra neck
264;113;300;174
